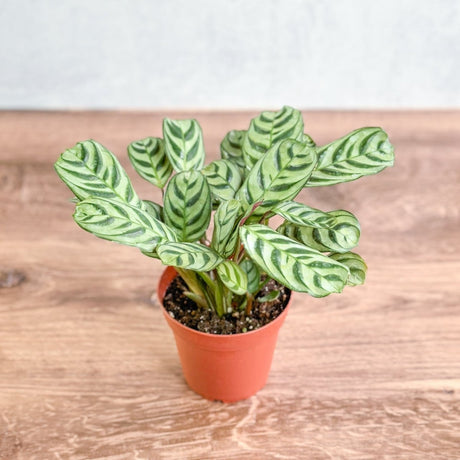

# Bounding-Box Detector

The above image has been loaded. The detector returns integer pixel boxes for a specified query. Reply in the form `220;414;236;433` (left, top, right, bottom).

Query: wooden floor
0;110;459;459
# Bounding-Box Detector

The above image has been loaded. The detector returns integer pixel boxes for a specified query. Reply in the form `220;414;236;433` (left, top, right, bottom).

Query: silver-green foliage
280;210;360;253
163;170;211;242
202;160;243;202
74;197;176;252
237;139;317;213
220;130;246;169
329;252;367;286
217;260;248;295
55;140;142;206
211;199;243;258
240;225;349;297
158;242;222;271
163;118;205;172
242;106;304;168
307;127;394;186
55;108;394;319
128;137;172;189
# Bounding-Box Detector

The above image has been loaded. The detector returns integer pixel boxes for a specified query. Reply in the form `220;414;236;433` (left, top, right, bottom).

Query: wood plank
1;110;459;459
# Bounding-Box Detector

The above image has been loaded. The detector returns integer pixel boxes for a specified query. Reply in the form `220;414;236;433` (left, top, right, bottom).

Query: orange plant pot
157;266;291;403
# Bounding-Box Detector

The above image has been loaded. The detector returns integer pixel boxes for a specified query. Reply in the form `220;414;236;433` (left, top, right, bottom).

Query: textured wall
1;0;459;109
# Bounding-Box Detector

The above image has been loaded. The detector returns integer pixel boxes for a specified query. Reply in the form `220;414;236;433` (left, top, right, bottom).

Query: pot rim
158;266;291;340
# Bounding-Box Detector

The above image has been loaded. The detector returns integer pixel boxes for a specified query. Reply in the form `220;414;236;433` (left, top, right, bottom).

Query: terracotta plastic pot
157;266;290;403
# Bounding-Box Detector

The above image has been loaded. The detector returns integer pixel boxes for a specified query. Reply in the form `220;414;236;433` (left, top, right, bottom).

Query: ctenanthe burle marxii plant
54;106;394;318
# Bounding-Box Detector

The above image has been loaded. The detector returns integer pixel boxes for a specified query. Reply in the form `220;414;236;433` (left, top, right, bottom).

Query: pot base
158;267;291;403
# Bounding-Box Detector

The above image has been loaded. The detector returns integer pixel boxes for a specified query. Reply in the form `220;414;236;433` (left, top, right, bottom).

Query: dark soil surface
163;276;291;335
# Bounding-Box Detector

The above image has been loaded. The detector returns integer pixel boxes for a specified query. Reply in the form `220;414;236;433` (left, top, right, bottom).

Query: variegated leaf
274;201;336;229
73;197;177;252
300;133;316;147
240;225;349;297
237;139;317;213
240;259;260;294
163;170;211;242
142;200;163;221
202;159;243;202
329;252;367;286
307;127;394;186
280;210;360;253
242;106;304;168
54;140;141;206
127;137;172;189
211;199;243;257
220;129;246;169
163;118;205;172
217;260;248;295
157;242;222;271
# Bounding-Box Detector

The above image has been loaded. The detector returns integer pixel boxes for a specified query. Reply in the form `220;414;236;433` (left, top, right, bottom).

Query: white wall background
0;0;459;109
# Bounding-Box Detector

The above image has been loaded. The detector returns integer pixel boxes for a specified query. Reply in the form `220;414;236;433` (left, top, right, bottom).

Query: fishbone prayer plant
55;106;394;320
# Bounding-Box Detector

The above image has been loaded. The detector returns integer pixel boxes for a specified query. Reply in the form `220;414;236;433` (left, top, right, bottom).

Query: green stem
215;280;225;317
176;268;205;301
184;291;208;309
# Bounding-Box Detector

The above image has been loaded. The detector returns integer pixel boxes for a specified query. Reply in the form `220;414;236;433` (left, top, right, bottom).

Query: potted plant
54;106;394;402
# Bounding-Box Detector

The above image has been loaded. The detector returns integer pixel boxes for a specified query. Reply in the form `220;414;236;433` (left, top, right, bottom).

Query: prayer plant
55;106;394;318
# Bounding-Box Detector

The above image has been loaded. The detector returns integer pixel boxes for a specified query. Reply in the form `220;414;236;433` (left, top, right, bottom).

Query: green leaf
127;137;172;189
329;252;367;286
220;129;246;169
257;290;280;302
273;201;336;229
242;106;304;168
279;210;360;253
73;197;177;252
217;260;248;295
240;259;260;294
240;225;349;297
163;170;211;242
300;133;316;147
307;127;394;187
237;138;317;213
157;242;223;271
142;200;163;221
211;199;243;257
163;118;205;172
202;159;243;202
54;140;141;206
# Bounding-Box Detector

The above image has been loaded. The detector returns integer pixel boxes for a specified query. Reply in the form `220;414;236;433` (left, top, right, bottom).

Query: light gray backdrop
1;0;459;109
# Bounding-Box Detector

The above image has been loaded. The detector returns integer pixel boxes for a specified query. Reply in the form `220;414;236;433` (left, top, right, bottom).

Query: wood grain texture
0;110;459;459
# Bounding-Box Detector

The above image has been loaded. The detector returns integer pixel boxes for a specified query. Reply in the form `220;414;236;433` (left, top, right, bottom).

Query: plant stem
176;268;208;308
245;293;254;316
183;291;208;309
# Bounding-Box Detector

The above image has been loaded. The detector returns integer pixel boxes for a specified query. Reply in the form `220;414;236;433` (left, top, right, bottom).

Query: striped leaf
280;210;361;253
211;199;243;257
54;140;141;206
127;137;172;189
157;242;222;271
274;201;336;229
307;127;394;187
242;106;304;168
217;260;248;295
300;133;316;147
202;159;243;202
142;200;163;221
240;259;261;294
220;129;246;169
163;170;211;242
163;118;205;172
240;225;349;297
329;252;367;286
73;197;177;252
237;139;317;212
